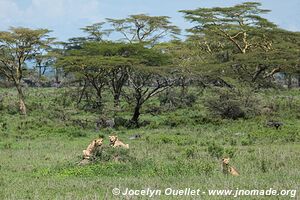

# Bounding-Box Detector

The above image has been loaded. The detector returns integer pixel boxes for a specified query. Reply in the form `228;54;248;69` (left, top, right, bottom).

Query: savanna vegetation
0;2;299;199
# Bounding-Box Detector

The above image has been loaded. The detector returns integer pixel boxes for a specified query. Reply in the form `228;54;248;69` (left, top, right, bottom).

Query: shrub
93;146;135;163
145;106;162;115
159;90;197;109
204;87;260;120
27;102;44;111
49;107;70;121
53;89;74;108
114;117;128;127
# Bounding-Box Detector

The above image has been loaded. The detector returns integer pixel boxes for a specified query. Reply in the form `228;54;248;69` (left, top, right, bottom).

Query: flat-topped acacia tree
119;44;176;126
80;22;111;42
179;2;298;86
56;43;136;109
230;29;300;86
180;2;276;54
57;42;135;109
0;27;53;115
126;65;175;126
57;41;175;125
106;14;180;46
105;14;180;119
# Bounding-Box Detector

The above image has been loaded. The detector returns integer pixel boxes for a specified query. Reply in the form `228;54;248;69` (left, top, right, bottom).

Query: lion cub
109;135;129;149
83;138;103;159
222;157;240;176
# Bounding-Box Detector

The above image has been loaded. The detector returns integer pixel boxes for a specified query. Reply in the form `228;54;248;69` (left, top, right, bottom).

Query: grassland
0;87;299;199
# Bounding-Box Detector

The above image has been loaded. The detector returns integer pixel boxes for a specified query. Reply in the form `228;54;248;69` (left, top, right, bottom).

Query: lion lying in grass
109;135;129;149
222;157;239;176
82;138;103;159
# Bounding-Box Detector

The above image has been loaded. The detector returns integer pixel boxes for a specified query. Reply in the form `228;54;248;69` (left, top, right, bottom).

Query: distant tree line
0;2;299;124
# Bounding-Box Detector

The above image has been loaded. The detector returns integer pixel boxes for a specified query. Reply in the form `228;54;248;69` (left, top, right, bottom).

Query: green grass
0;87;299;199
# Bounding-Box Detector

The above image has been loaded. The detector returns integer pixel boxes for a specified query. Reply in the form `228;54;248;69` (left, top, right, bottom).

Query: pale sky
0;0;299;41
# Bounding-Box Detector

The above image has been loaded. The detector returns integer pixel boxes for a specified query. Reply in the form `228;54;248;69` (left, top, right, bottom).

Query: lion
82;138;103;159
109;135;129;149
222;157;239;176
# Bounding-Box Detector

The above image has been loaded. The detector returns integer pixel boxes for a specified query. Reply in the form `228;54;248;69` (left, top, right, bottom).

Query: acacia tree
180;2;276;54
155;40;207;97
230;29;300;86
56;42;137;109
34;54;50;79
82;42;131;108
57;53;109;109
109;65;128;108
119;45;176;126
275;31;300;87
106;14;180;46
106;14;180;110
80;22;111;42
126;66;175;125
33;42;56;80
180;2;290;86
0;27;52;115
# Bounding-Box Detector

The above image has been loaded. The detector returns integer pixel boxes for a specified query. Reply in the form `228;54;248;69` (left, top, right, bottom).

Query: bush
113;116;127;127
93;146;134;163
159;90;197;109
204;87;260;120
145;106;162;115
53;89;74;108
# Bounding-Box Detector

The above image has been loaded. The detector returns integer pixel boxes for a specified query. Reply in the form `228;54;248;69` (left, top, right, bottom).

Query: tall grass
0;87;299;199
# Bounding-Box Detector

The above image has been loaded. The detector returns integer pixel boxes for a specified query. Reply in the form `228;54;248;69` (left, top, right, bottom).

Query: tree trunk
19;96;27;115
95;88;103;106
77;81;87;105
113;93;121;108
111;69;127;109
38;66;42;80
131;104;141;125
287;74;292;89
55;68;59;83
16;85;26;115
180;77;187;101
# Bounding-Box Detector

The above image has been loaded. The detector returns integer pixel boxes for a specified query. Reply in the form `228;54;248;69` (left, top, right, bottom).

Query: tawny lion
109;135;129;149
222;157;240;176
83;138;103;159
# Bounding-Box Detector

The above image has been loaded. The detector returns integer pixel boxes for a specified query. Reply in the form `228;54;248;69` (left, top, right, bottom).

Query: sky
0;0;299;41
